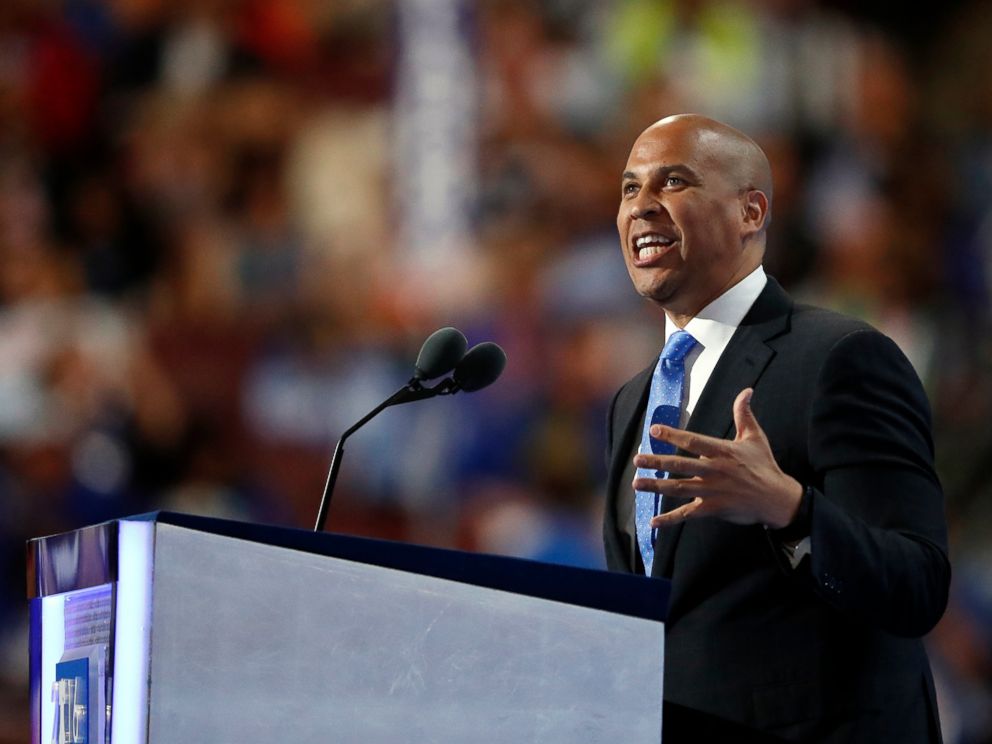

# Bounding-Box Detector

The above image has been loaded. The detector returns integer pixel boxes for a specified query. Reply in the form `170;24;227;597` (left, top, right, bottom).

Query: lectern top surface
28;511;670;623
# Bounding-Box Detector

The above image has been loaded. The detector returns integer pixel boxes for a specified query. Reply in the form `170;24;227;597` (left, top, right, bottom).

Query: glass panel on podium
29;521;118;744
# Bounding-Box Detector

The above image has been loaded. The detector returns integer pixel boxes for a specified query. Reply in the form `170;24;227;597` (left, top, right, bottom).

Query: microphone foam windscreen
453;342;506;392
414;327;468;380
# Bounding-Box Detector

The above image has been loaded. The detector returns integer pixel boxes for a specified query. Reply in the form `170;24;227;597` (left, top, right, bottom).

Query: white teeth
635;234;674;248
634;234;676;258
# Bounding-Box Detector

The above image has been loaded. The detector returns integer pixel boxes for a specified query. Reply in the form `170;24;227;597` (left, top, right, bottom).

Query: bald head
617;114;774;321
640;114;773;218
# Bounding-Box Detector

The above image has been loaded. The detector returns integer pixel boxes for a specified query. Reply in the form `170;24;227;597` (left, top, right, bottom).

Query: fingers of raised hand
650;498;704;527
632;453;710;478
631;474;701;496
649;424;727;458
732;387;773;446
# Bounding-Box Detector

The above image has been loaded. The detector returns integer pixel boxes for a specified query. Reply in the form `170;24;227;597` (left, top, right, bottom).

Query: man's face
617;122;751;317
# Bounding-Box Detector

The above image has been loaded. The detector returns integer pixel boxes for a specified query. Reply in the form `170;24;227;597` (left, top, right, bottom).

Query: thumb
733;388;763;441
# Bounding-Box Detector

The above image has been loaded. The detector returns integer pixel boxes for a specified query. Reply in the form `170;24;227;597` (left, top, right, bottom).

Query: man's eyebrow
621;165;698;182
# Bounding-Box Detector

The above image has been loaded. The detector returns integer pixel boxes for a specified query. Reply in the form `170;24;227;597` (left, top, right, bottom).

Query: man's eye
622;183;639;196
665;176;684;187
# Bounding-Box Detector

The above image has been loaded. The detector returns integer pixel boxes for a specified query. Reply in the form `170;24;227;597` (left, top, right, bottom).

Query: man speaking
604;114;949;743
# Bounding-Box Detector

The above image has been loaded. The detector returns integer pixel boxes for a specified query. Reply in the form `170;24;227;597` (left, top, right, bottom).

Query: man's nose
630;195;661;220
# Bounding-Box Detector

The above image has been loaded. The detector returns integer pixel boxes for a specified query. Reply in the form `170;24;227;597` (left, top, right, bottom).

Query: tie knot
660;330;697;363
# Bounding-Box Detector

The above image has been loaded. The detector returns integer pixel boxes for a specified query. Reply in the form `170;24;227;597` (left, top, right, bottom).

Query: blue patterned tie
635;330;698;575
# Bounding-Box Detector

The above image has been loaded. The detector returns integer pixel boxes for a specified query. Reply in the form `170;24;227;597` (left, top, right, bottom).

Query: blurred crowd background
2;0;992;741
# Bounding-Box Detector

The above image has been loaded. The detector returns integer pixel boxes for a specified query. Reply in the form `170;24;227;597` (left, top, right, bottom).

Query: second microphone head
452;342;507;392
414;327;468;380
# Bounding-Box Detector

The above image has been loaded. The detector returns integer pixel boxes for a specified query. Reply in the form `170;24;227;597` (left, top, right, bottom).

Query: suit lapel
605;362;654;571
650;278;793;578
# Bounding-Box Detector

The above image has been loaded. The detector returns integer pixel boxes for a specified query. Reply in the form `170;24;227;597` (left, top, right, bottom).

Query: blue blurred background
2;0;992;741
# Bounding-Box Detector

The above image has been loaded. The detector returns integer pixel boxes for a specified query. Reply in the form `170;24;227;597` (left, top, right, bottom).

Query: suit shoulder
790;302;876;341
776;302;919;384
788;303;927;412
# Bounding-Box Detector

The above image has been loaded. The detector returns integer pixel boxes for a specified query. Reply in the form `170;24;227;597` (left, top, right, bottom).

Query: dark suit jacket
604;278;950;743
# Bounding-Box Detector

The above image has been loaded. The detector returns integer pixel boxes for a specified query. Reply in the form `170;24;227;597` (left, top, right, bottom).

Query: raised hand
632;388;803;529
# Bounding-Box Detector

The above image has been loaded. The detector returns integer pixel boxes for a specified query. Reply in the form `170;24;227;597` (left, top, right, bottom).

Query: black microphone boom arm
312;378;450;532
312;328;505;533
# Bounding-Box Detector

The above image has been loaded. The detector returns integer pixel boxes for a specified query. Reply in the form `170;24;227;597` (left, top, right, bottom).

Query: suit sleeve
802;328;950;637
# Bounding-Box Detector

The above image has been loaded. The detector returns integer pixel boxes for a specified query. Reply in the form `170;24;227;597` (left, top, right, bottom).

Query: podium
28;512;669;743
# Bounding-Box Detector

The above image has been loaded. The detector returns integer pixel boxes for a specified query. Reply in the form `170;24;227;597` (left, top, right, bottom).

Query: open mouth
633;233;678;263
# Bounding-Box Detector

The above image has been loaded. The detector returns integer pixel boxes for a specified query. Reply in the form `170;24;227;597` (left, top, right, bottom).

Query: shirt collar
664;266;768;351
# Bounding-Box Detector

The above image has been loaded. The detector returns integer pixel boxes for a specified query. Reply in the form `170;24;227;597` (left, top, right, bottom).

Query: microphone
313;329;507;532
451;342;506;392
414;327;467;380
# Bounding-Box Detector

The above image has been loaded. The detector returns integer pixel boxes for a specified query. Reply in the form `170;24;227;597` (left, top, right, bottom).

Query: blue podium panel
29;513;669;744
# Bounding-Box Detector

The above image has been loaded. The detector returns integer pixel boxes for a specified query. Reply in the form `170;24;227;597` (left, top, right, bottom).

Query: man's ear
741;189;770;238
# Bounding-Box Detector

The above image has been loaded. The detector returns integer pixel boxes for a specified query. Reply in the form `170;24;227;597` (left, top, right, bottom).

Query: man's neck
665;265;767;333
664;261;764;328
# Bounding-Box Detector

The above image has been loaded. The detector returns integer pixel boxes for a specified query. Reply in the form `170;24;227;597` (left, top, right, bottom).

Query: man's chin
635;279;679;307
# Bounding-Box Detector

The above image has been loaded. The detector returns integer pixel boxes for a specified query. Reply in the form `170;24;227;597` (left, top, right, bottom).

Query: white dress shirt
666;266;768;425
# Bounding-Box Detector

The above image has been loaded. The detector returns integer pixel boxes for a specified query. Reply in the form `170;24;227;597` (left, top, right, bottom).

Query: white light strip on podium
40;592;66;742
111;520;154;743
